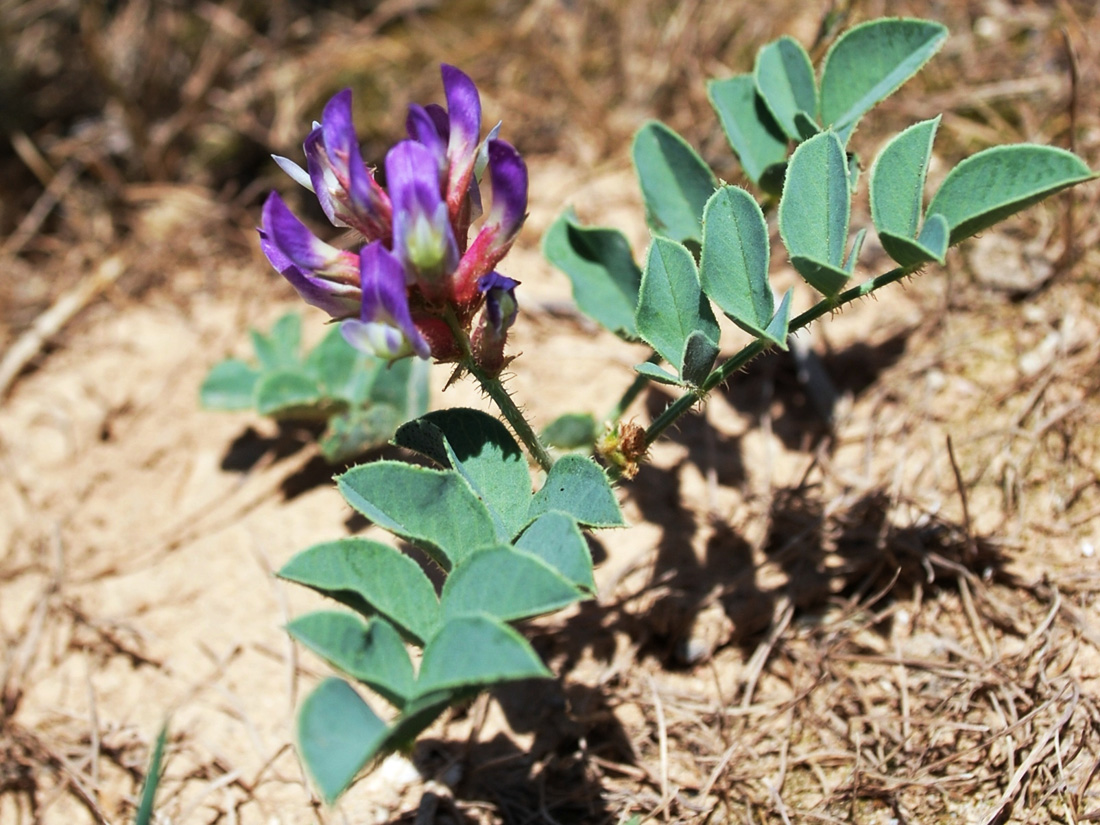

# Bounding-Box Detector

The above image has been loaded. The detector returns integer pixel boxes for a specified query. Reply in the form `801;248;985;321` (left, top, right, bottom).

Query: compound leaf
820;19;948;143
633;121;719;245
543;210;642;340
297;678;388;804
926;144;1094;246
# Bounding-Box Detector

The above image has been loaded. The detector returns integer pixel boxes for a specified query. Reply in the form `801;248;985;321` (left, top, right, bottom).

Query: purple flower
386;140;459;294
274;90;391;241
478;272;519;335
340;242;430;361
451;139;528;303
260;192;361;318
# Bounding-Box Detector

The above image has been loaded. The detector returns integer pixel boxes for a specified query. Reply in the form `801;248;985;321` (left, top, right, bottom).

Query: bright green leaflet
337;463;498;570
416;615;552;695
707;74;788;187
298;678;388;803
277;537;441;643
287;612;415;707
819;18;948;144
441;544;582;622
754;36;817;142
632;120;718;245
543;210;642;340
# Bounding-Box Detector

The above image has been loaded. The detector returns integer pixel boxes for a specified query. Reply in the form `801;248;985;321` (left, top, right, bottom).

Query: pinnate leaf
820;19;947;143
543;211;642;340
297;678;388;804
633;121;718;245
926;145;1094;246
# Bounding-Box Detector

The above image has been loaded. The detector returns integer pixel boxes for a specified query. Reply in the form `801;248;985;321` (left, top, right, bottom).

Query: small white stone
1082;541;1095;558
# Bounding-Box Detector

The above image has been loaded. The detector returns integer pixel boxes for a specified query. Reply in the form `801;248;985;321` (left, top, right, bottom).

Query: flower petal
259;228;360;318
386;140;459;282
272;154;314;191
441;64;481;168
261;192;345;272
357;242;430;359
486;139;528;240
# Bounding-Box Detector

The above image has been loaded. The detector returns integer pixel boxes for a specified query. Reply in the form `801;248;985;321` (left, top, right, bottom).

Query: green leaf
916;213;949;259
699;186;778;341
870;117;939;239
278;538;441;643
632;121;718;245
542;413;599;451
779;131;853;297
380;690;462;754
754;36;817;142
297;678;388;804
337;463;498;570
288;612;415;707
133;724;168;825
251;312;301;370
416;615;551;695
633;361;685;386
199;359;260;410
926;144;1094;246
370;357;430;419
394;409;531;540
441;545;582;622
304;325;375;404
681;330;720;387
845;227;867;273
528;454;624;528
254;369;324;417
765;289;793;347
514;511;596;591
318;405;402;463
543;210;642;340
820;19;948;143
636;237;720;376
707;74;788;186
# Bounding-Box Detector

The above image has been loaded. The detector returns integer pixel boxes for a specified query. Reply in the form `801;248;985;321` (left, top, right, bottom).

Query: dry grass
2;0;1100;823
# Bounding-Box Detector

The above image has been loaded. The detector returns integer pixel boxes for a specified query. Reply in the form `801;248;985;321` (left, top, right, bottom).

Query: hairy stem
644;266;908;446
443;309;555;473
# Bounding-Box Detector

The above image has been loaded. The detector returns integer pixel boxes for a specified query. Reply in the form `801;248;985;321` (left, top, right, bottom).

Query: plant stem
442;308;555;473
643;265;908;447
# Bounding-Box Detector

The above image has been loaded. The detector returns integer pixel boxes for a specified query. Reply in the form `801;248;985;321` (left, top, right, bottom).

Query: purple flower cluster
259;65;526;373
